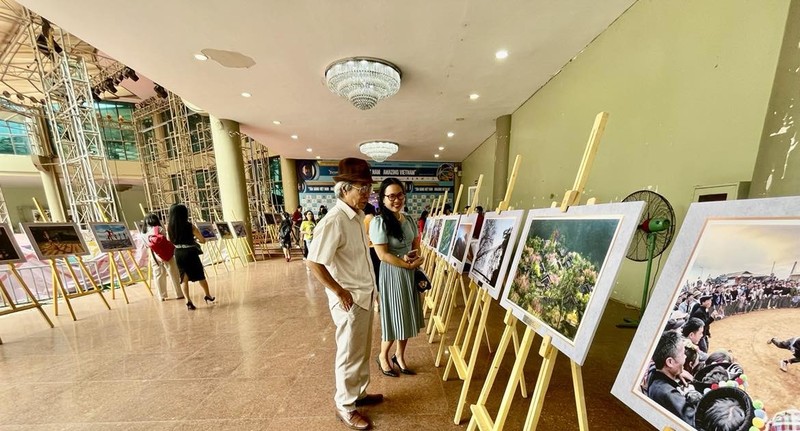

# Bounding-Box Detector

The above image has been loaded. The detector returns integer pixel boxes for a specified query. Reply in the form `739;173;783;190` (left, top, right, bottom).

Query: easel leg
109;254;129;304
435;272;461;366
453;294;492;424
510;320;528;397
571;360;589;431
522;337;559;431
443;286;480;379
125;250;153;295
51;260;76;321
74;257;111;310
10;267;54;328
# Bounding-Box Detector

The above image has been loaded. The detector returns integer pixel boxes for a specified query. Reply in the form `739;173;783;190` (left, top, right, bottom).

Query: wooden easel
429;175;498;368
467;112;608;431
213;210;246;269
421;190;448;318
0;264;55;344
31;198;111;321
443;155;525;425
229;211;257;263
192;210;228;275
138;203;153;288
94;203;152;303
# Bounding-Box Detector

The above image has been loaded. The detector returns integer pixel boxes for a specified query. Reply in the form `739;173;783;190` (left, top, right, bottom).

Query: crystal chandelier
359;141;399;163
325;57;402;110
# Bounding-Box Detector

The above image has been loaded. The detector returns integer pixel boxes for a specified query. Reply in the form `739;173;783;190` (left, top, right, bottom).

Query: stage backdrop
296;160;455;217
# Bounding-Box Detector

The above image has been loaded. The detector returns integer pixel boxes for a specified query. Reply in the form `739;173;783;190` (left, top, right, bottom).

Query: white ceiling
16;0;635;162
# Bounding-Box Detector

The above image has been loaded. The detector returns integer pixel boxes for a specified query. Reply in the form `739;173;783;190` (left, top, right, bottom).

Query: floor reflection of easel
444;155;525;425
0;265;55;344
467;112;608;431
31;198;111;320
95;202;152;304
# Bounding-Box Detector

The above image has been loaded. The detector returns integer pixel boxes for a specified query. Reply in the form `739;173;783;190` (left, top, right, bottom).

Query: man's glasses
385;192;406;202
351;184;373;194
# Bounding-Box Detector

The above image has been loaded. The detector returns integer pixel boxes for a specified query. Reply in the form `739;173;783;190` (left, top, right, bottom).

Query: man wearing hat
691;294;716;353
307;158;381;430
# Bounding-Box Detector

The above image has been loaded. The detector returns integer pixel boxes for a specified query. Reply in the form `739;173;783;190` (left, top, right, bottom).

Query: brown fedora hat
333;158;374;184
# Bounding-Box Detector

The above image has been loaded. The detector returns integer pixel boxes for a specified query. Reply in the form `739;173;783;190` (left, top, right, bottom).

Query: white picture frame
0;223;26;264
21;222;90;260
448;214;477;273
468;209;525;300
500;201;644;365
196;222;218;242
88;222;136;252
611;196;800;430
435;215;460;259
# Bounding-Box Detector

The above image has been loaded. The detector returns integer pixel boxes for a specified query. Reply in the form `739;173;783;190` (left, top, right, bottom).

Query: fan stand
617;231;658;329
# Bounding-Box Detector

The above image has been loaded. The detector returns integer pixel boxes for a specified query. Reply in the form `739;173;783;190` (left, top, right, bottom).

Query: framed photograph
436;215;460;258
21;222;90;260
468;210;525;299
0;223;26;264
196;222;218;241
500;202;645;365
467;186;478;208
448;214;477;273
229;221;247;238
264;213;277;226
612;197;800;430
215;222;234;240
88;223;135;252
428;218;443;249
421;216;435;248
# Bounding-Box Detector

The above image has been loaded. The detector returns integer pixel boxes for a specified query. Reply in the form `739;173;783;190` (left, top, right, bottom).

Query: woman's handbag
414;269;431;293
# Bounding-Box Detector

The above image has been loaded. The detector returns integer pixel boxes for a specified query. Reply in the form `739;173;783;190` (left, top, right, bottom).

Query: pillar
209;116;252;246
493;115;512;207
40;168;65;222
280;157;299;214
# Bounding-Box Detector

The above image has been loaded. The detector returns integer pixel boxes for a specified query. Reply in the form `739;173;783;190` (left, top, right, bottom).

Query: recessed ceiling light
306;148;312;152
447;132;455;138
272;120;281;125
194;53;208;61
438;146;445;151
291;135;298;140
434;154;440;158
241;92;252;98
469;93;480;100
316;155;321;159
495;50;509;60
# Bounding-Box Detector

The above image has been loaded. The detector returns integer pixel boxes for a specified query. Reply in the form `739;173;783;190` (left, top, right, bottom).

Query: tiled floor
0;258;652;430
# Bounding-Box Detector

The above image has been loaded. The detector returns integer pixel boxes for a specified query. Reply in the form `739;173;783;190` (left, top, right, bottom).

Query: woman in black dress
168;204;215;310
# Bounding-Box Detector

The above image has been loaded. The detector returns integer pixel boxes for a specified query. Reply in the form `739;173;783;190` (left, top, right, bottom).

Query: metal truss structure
241;135;278;232
23;9;119;224
0;186;9;224
133;93;220;223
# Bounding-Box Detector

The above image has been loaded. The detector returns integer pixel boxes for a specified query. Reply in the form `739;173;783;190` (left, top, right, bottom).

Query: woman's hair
706;350;733;365
305;210;314;218
377;178;406;241
167;203;190;240
363;202;376;216
144;213;162;228
420;210;428;221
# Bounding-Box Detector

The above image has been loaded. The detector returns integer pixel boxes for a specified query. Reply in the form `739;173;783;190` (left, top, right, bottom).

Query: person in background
318;205;328;221
300;210;316;260
767;336;799;372
279;212;293;262
363;203;381;291
473;206;485;239
370;178;425;378
144;213;183;302
291;205;303;246
306;158;382;430
417;210;428;239
167;203;215;310
442;204;452;215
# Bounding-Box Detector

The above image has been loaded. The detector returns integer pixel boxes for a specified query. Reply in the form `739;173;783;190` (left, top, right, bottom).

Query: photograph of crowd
437;217;458;257
470;210;523;298
196;222;217;241
89;223;135;252
0;224;25;264
215;222;234;240
505;217;620;341
636;219;800;430
22;223;90;259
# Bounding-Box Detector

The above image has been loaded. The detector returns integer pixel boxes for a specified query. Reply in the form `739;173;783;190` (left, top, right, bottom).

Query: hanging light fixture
359;141;399;163
325;57;401;110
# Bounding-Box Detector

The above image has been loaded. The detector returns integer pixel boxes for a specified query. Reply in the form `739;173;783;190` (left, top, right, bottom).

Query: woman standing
279;212;293;262
144;213;183;301
370;178;425;377
300;210;315;259
167;204;215;310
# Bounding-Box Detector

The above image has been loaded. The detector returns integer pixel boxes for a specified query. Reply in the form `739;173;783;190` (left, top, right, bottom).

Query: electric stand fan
617;190;676;328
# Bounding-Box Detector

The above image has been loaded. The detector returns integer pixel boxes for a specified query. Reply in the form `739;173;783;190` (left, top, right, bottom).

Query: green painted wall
2;185;50;230
461;132;496;209
506;0;790;306
751;0;800;198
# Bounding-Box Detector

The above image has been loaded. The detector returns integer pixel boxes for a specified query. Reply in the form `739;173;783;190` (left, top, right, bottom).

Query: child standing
300;210;315;260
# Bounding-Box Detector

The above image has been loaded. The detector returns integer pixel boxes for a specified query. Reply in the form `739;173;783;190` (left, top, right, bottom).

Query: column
209;116;252;246
493;115;511;207
280;157;299;214
39;168;65;222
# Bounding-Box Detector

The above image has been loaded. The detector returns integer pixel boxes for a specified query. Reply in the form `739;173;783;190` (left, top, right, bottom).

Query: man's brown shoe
355;394;384;407
335;408;371;430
